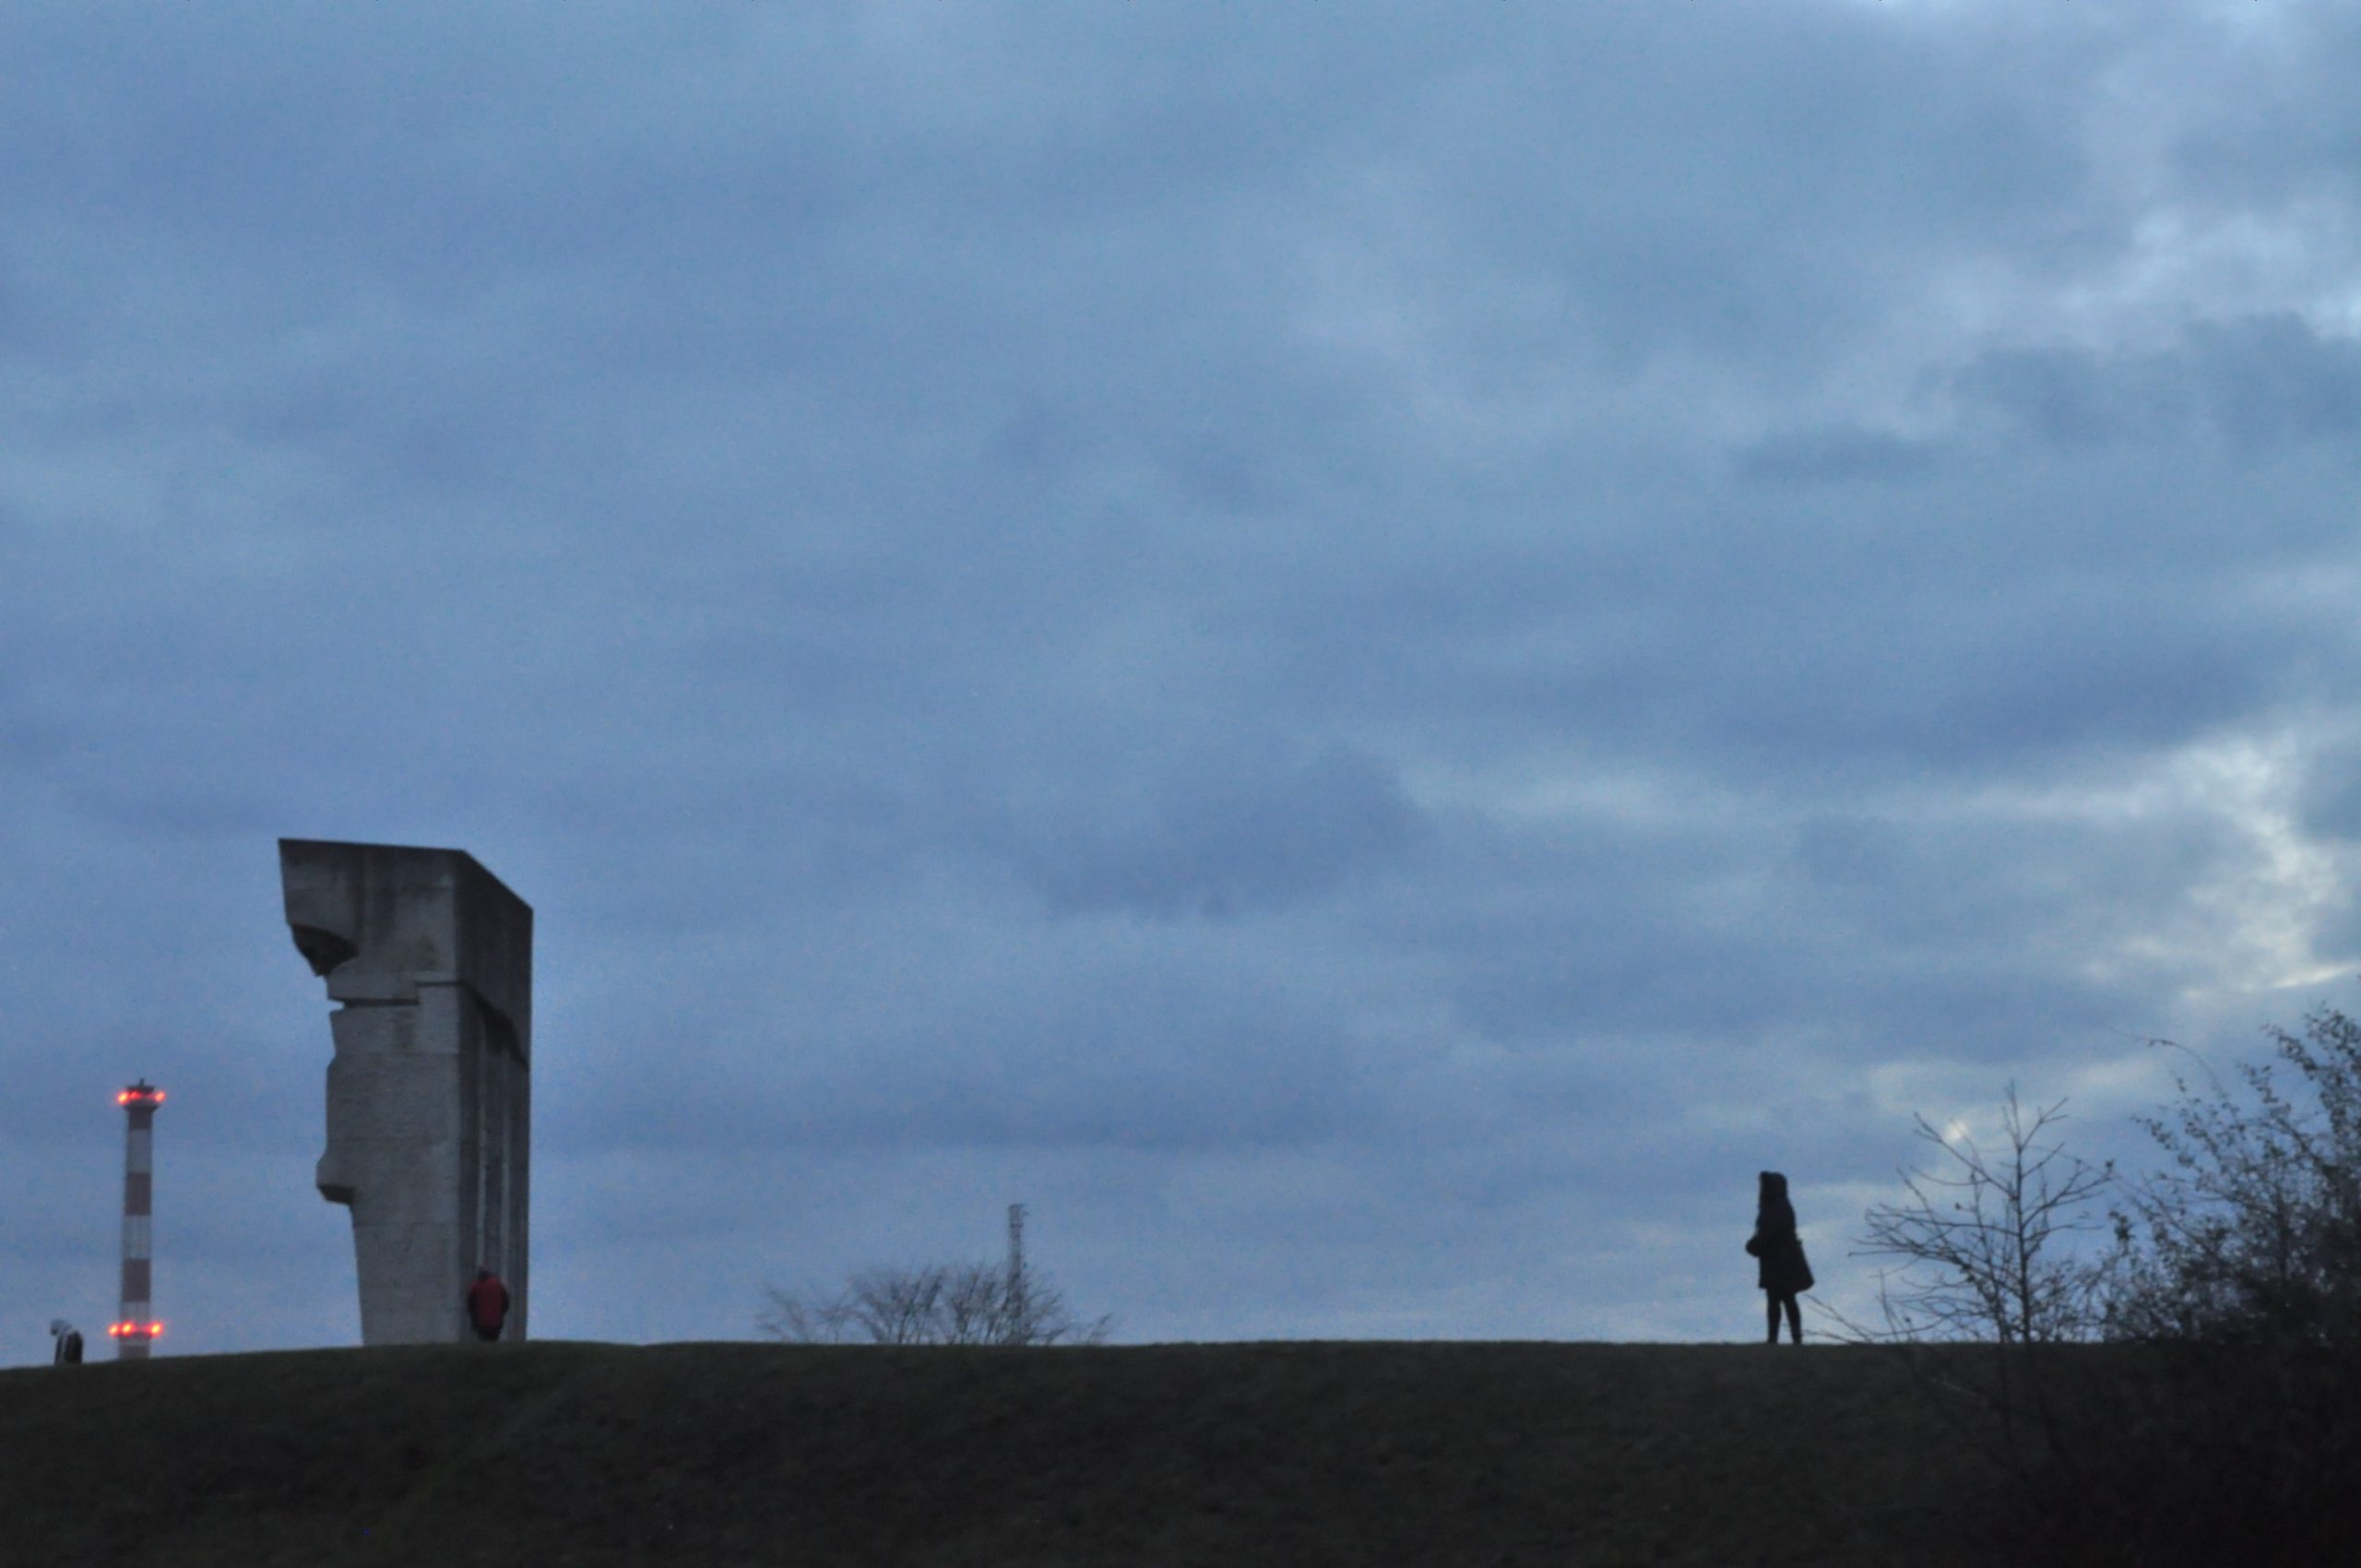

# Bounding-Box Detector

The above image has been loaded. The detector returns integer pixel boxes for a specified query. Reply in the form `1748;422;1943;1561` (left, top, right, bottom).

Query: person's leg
1765;1293;1781;1343
1781;1294;1804;1344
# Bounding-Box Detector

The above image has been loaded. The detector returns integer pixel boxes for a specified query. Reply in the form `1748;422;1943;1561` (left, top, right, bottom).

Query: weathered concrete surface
279;839;531;1345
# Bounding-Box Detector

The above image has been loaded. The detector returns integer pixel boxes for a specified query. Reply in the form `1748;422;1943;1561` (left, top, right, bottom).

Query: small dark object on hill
48;1321;80;1366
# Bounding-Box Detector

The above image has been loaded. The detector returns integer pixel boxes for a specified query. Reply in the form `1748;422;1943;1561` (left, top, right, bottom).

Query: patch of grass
0;1341;2010;1566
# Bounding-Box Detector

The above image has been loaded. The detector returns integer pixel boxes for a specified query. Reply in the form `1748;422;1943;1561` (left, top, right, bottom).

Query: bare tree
756;1280;861;1344
1838;1083;2118;1537
760;1260;1111;1347
1854;1085;2117;1347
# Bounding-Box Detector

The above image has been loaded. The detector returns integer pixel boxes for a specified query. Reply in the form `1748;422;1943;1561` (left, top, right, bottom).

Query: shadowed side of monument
279;839;533;1346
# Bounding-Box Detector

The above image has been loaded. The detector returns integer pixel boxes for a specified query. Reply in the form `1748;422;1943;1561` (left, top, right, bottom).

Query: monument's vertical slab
279;839;532;1344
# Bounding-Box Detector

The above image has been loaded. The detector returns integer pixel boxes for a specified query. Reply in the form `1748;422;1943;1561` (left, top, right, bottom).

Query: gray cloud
1735;426;1942;488
1958;315;2361;457
997;743;1431;920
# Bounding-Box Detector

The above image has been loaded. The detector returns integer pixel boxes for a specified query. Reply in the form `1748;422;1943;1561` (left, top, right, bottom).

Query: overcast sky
6;0;2361;1361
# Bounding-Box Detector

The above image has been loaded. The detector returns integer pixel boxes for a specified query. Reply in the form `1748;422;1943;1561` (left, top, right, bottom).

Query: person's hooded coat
1750;1172;1815;1295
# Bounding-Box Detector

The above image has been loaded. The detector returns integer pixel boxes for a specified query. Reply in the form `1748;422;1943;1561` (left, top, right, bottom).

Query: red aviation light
108;1321;160;1338
116;1083;165;1108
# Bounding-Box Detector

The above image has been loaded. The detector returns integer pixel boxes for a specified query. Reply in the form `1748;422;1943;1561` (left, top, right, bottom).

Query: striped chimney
114;1080;164;1359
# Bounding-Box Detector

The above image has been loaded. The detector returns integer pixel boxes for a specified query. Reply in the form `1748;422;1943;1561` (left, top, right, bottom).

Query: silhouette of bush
2070;1008;2361;1566
1857;1009;2361;1566
759;1260;1111;1347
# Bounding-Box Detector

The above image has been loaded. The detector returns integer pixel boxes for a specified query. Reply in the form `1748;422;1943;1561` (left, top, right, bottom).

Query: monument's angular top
277;838;533;1051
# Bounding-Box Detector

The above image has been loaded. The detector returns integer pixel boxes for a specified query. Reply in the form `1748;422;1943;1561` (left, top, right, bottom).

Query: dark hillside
0;1341;2006;1567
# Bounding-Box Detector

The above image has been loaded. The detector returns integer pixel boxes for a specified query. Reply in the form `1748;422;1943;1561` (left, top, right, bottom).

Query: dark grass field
0;1340;2015;1567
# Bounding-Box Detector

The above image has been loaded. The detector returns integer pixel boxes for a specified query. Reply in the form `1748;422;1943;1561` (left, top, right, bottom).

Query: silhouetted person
49;1319;82;1364
466;1268;511;1343
1748;1170;1813;1344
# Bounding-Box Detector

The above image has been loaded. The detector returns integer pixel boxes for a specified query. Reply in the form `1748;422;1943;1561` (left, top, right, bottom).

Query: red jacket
468;1273;511;1334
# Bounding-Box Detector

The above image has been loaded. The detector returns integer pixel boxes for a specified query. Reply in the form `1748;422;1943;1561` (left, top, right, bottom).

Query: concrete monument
279;838;532;1345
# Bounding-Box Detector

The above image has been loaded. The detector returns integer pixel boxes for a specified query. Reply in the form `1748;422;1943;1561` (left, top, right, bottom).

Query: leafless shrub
760;1260;1111;1347
2109;1012;2361;1350
1855;1085;2118;1348
1836;1084;2117;1530
1851;1013;2361;1566
2081;1012;2361;1565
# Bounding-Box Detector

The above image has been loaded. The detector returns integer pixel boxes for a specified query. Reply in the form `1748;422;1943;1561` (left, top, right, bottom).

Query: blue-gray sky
6;0;2360;1360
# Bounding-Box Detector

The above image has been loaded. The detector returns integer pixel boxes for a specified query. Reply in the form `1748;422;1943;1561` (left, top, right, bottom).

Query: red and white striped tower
113;1080;164;1359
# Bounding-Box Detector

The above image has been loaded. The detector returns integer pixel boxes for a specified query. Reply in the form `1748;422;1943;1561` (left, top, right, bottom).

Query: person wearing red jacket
466;1268;511;1343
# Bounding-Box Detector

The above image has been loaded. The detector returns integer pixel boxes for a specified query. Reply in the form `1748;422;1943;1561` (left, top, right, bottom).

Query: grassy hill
0;1340;2011;1566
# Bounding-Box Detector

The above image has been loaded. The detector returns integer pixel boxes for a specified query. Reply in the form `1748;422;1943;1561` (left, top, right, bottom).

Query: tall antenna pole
114;1080;165;1360
1005;1202;1027;1336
